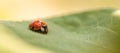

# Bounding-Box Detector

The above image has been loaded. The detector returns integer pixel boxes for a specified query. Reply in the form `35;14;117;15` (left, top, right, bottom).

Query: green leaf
1;9;120;53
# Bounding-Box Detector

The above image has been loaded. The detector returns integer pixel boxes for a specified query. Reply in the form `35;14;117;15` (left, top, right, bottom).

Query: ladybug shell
29;20;48;33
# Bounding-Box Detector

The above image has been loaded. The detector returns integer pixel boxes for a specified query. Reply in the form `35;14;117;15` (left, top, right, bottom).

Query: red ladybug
29;19;48;34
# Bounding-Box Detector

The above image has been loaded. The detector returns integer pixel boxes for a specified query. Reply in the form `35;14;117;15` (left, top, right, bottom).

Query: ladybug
29;19;48;34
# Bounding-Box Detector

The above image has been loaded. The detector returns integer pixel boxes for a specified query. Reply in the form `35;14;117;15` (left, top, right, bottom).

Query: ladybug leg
29;26;34;30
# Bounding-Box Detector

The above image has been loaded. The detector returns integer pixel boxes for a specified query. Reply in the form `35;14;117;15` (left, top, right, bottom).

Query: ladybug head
41;25;48;33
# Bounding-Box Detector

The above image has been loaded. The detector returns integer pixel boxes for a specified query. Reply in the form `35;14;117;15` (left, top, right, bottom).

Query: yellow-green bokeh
0;0;120;20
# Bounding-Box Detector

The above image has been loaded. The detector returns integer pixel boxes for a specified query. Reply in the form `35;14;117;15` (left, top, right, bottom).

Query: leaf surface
1;9;120;53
